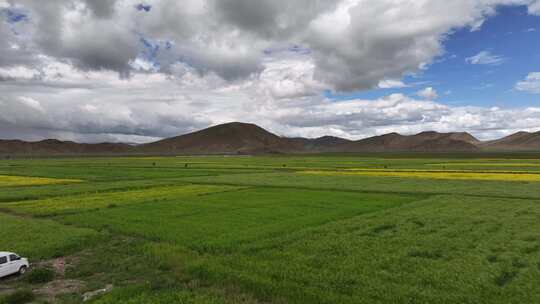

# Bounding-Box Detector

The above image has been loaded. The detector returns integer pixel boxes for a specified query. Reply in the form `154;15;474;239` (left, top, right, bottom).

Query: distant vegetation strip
2;184;245;217
426;162;540;167
301;170;540;182
0;174;82;187
342;168;540;174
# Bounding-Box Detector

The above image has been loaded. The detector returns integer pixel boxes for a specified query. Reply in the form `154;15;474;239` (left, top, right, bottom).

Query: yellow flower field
426;162;540;167
0;175;82;187
301;170;540;182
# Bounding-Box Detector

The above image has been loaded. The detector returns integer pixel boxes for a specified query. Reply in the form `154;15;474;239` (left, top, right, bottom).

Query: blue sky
327;5;540;108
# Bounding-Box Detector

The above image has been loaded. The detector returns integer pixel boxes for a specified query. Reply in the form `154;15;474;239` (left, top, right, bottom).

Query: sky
0;0;540;143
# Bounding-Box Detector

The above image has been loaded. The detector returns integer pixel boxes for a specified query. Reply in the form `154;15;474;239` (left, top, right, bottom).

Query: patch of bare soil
34;279;86;303
82;284;113;302
0;285;17;297
31;256;86;302
36;256;80;276
52;257;66;276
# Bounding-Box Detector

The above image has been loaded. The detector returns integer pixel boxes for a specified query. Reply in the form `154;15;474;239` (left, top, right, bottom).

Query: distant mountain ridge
1;122;540;155
0;139;132;155
341;131;480;152
480;131;540;151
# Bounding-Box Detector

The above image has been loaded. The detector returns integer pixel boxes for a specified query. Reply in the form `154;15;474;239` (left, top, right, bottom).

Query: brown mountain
141;125;480;154
138;122;304;154
288;136;352;152
343;131;480;152
0;139;132;155
3;122;540;155
480;131;540;151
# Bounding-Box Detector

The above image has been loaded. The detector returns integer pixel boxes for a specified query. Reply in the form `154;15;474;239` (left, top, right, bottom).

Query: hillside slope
481;131;540;151
0;139;132;155
344;131;480;152
138;122;303;154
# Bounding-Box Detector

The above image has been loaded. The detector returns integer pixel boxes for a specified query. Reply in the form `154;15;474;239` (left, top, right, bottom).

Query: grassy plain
1;154;540;303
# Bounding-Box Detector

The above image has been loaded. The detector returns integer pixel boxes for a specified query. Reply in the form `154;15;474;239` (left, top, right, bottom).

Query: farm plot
301;169;540;182
0;175;81;187
143;194;540;304
2;184;245;216
0;212;101;260
180;170;540;200
53;188;419;251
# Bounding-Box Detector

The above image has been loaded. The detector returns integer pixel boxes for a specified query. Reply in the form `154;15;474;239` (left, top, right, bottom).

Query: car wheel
19;266;27;275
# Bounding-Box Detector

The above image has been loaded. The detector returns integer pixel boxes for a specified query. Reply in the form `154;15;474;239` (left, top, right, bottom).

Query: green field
1;155;540;303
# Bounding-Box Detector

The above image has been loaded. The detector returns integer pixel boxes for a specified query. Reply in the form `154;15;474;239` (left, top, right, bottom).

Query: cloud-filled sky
0;0;540;143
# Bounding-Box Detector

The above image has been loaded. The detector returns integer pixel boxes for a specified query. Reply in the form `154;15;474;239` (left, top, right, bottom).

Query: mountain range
1;122;540;155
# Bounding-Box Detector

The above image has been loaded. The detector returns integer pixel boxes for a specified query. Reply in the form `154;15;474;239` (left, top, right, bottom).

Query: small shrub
157;262;171;271
486;254;498;263
3;290;35;304
410;219;425;227
149;276;176;291
522;244;540;254
372;224;396;234
408;249;443;260
512;258;528;269
26;268;55;284
494;269;518;287
523;235;539;242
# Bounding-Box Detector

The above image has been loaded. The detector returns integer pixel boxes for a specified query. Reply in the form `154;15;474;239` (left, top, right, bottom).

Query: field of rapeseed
301;168;540;181
0;175;81;187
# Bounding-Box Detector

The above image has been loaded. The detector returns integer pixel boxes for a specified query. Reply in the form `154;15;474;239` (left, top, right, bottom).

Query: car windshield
9;254;20;260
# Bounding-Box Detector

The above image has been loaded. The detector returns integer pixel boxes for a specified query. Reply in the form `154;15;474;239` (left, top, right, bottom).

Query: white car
0;252;29;278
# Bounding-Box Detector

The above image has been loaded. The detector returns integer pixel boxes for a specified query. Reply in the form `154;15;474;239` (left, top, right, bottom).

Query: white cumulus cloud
417;87;439;100
465;51;505;65
378;79;408;89
516;72;540;93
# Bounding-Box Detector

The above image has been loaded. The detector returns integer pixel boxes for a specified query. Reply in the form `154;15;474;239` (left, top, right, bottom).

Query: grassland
1;155;540;303
0;213;101;259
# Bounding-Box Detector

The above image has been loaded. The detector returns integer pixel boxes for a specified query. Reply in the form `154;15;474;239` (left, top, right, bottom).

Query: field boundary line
184;181;540;202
